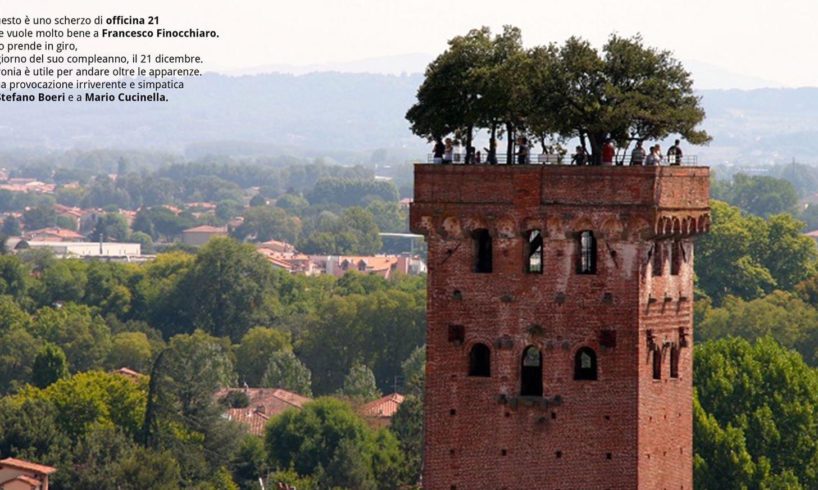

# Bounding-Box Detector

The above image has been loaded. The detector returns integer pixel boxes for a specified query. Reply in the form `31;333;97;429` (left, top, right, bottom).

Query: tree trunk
618;140;631;166
489;125;497;164
588;132;605;165
506;123;515;164
465;125;474;164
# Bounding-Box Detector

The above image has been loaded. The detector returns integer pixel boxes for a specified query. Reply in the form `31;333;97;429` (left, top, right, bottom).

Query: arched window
577;231;596;274
468;343;491;377
670;344;680;378
526;229;543;273
574;347;598;381
520;346;543;396
473;229;492;273
652;348;662;380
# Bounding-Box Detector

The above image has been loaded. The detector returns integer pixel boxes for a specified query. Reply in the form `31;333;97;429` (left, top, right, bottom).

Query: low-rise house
313;254;427;279
215;387;311;436
52;204;85;230
0;458;56;490
256;247;317;275
0;181;55;194
258;240;296;254
357;393;405;428
181;225;228;247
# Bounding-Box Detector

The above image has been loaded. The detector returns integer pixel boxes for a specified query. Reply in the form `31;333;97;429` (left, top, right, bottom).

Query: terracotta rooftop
3;474;43;488
358;393;405;418
24;227;85;240
0;458;57;475
215;388;312;436
114;367;143;379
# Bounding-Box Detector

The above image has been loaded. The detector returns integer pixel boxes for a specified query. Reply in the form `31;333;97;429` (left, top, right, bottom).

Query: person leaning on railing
571;146;588;165
667;139;683;165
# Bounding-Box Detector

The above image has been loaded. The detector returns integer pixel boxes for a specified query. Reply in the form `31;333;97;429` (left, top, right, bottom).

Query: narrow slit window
468;343;491;377
670;241;682;276
448;325;465;344
473;229;492;273
520;346;543;396
574;347;598;381
578;231;596;274
652;348;662;380
653;241;664;276
670;345;680;379
526;229;543;273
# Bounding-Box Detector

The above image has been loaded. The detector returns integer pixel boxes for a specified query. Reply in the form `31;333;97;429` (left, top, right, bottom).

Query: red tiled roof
358;393;405;418
114;367;143;379
215;388;311;436
225;407;270;436
24;227;85;240
0;458;57;475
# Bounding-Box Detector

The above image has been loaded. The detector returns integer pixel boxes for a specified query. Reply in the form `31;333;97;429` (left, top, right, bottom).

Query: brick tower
409;165;710;490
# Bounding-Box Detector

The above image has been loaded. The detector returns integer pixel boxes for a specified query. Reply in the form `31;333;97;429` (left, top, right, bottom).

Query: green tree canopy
264;398;404;488
144;330;239;485
31;343;69;389
408;28;710;163
712;174;799;218
106;331;153;373
170;238;280;341
695;337;818;488
696;200;817;304
235;326;292;386
233;206;301;243
30;303;112;372
261;351;313;397
339;363;381;402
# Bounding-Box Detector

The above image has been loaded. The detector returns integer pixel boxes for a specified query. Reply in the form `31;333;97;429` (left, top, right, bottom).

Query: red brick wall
411;165;708;490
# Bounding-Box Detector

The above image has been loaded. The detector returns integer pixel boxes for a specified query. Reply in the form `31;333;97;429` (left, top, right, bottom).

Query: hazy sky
8;0;818;87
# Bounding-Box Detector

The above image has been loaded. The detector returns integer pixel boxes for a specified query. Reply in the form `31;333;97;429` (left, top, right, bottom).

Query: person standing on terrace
485;139;497;164
631;141;646;165
601;139;615;166
442;138;453;164
667;139;683;165
433;138;445;163
571;146;588;165
517;136;530;164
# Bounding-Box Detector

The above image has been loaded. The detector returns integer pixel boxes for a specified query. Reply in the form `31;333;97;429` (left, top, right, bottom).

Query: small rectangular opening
577;231;596;274
670;241;682;276
473;229;492;273
652;349;662;380
652;241;664;276
670;345;680;378
526;229;543;273
448;324;465;344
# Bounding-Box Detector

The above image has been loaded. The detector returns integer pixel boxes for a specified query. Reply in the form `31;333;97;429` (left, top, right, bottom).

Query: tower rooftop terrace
413;164;709;209
411;164;710;238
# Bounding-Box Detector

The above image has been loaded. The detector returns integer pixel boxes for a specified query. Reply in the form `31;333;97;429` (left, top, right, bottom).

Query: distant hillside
2;72;818;165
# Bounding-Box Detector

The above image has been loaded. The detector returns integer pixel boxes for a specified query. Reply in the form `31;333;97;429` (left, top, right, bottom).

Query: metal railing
426;153;698;166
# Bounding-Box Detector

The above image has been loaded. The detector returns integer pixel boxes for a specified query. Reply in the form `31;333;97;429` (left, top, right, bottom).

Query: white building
13;240;141;259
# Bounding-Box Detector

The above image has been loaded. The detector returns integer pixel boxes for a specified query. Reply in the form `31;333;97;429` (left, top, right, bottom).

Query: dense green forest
0;238;425;488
